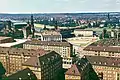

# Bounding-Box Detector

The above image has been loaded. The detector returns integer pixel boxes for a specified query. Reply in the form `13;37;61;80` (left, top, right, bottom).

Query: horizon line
1;11;120;14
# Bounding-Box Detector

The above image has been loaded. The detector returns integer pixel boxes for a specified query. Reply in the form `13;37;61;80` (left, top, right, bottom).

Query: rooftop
22;51;61;67
0;47;46;56
85;56;120;67
41;30;61;36
65;58;89;76
84;46;120;53
25;40;71;47
65;64;81;76
90;38;120;46
0;39;27;47
5;68;37;80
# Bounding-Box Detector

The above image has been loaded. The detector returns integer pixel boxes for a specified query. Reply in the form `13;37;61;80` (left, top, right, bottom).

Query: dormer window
47;58;50;61
94;62;96;64
52;56;54;60
72;70;75;73
99;62;102;64
78;63;80;65
112;63;115;65
42;61;44;65
104;49;106;51
36;62;38;65
19;78;22;80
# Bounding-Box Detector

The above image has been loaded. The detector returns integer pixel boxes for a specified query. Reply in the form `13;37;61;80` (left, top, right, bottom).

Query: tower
108;13;110;21
54;21;58;30
31;14;35;38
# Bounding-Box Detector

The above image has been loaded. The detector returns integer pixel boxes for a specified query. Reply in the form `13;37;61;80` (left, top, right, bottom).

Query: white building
74;29;93;37
35;30;62;41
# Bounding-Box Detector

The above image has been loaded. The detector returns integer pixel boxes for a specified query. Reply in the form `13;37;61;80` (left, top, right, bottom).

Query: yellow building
0;47;45;75
0;47;63;80
86;56;120;80
23;40;72;58
23;40;73;69
83;46;120;58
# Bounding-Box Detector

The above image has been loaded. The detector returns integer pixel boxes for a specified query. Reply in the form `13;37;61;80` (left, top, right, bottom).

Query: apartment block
0;47;45;75
86;56;120;80
83;46;120;58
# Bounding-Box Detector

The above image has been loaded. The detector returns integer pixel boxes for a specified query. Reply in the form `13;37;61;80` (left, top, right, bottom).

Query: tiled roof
85;56;120;67
84;46;120;53
65;64;81;76
22;56;40;67
41;30;61;36
0;47;46;56
25;40;71;47
65;58;89;76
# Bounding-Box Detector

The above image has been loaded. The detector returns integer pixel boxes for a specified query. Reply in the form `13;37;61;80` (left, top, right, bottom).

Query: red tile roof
84;46;120;53
65;64;81;76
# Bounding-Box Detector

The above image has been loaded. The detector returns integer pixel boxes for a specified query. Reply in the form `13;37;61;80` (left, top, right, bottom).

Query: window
117;73;120;80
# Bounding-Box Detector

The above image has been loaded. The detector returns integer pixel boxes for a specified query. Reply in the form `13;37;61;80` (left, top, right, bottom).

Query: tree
0;62;6;79
99;29;110;39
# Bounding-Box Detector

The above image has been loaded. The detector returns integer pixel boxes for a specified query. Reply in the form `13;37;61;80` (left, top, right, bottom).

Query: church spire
31;14;35;38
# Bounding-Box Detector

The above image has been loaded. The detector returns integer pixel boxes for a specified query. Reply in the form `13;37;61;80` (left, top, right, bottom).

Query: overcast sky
0;0;120;13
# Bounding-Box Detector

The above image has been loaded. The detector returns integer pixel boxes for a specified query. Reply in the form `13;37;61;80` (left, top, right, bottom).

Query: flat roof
41;30;61;36
0;39;27;47
25;39;71;47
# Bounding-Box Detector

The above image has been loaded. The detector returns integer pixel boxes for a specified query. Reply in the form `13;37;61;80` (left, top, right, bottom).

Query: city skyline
1;0;120;13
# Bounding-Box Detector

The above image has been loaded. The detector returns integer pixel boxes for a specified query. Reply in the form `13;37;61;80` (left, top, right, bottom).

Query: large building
82;46;120;58
0;47;63;80
74;29;94;37
23;40;73;69
22;51;62;80
0;47;45;75
23;40;72;58
35;30;62;41
65;57;98;80
86;56;120;80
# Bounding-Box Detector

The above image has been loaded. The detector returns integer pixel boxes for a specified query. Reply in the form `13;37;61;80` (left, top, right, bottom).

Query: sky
0;0;120;13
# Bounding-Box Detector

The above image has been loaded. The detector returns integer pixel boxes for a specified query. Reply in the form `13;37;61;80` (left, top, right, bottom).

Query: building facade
86;56;120;80
23;40;73;69
83;46;120;58
0;47;45;75
74;29;93;37
35;30;62;41
23;40;72;58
